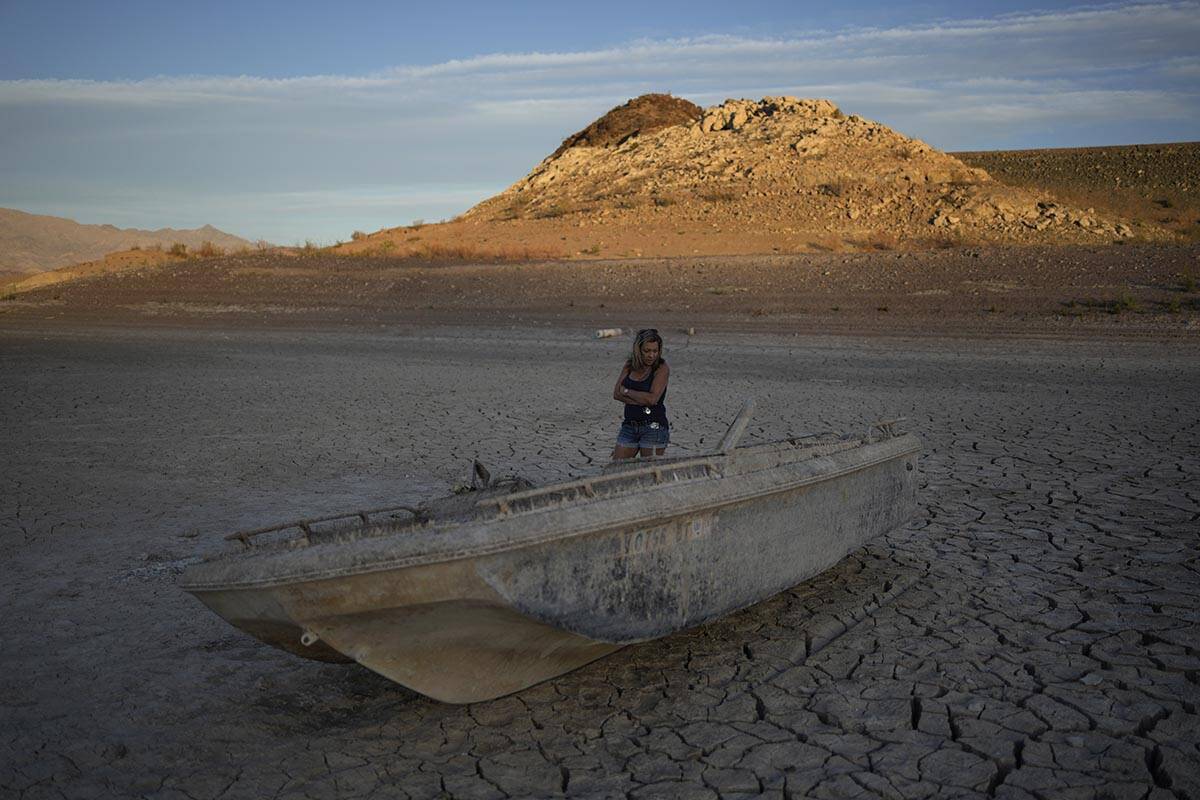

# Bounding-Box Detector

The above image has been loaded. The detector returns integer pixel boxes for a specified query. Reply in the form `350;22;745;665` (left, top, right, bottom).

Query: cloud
1159;55;1200;77
1;1;1197;239
4;2;1197;110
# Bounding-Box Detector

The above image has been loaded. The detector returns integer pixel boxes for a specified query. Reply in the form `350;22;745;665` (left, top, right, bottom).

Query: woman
611;328;671;460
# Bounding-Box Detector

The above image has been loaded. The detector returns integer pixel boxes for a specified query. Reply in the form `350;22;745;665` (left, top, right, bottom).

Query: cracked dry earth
1;324;1198;800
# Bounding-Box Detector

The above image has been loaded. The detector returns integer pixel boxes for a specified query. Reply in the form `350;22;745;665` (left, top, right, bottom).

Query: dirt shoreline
2;243;1198;340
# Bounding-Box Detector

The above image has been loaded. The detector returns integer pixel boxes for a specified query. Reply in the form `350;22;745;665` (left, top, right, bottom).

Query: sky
1;1;1197;244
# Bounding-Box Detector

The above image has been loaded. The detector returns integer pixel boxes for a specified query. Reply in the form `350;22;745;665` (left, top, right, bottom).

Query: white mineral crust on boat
181;406;920;703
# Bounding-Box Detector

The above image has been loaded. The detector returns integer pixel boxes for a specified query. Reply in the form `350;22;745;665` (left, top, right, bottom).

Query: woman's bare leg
639;447;667;458
611;445;640;461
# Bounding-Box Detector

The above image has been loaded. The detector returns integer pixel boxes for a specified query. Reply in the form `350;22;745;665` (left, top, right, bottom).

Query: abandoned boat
181;403;920;703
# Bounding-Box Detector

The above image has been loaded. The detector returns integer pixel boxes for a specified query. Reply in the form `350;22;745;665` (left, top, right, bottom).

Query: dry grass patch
1061;296;1140;314
532;202;588;219
699;189;740;203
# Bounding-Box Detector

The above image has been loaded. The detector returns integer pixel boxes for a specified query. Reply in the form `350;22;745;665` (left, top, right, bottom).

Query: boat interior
211;404;904;558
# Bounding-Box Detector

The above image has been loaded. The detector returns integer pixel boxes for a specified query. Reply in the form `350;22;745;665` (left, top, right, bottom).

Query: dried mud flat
1;321;1197;800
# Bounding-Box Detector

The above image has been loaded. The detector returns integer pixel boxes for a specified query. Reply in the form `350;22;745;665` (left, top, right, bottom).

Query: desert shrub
168;242;188;257
497;197;531;221
302;240;318;251
410;219;426;229
1112;294;1139;312
1062;296;1139;314
130;245;141;251
351;230;367;241
580;244;601;255
1180;275;1197;293
533;204;571;219
196;241;223;258
653;196;676;207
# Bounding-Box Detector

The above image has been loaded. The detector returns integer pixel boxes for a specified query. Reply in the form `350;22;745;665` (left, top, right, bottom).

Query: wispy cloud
4;2;1197;110
1;1;1197;241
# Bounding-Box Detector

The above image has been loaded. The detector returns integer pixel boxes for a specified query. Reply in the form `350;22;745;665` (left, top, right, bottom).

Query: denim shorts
617;419;670;449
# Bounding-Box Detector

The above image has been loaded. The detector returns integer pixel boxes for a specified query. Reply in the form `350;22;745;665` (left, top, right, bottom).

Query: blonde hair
626;328;664;371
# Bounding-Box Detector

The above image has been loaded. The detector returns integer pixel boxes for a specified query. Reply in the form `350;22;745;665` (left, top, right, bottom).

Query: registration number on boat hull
617;513;716;560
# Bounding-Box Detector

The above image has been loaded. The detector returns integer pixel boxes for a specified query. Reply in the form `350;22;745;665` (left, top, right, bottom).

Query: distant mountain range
0;208;258;276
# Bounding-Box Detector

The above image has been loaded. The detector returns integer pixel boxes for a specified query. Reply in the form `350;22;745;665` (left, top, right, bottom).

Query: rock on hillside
465;95;1159;246
0;208;259;274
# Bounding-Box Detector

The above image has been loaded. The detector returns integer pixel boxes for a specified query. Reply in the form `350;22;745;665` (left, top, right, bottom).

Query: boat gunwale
181;435;920;593
216;436;861;554
481;436;861;512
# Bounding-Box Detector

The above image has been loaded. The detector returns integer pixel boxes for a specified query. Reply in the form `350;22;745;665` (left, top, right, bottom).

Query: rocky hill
467;95;1152;244
0;208;258;274
340;94;1168;260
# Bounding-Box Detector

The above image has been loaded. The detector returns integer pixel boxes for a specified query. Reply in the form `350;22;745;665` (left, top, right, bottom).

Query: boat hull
191;560;623;702
186;434;919;703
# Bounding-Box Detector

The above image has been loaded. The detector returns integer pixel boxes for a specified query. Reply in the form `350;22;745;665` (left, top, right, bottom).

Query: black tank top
623;363;669;426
